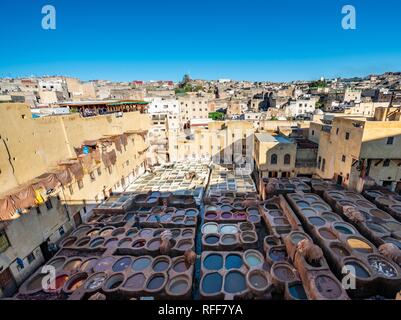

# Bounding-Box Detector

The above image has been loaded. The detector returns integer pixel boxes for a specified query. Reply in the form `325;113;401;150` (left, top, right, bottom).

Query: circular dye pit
80;258;98;273
167;276;190;295
224;271;246;294
308;217;326;227
139;229;153;237
239;222;254;232
288;282;307;300
366;223;388;234
85;273;107;291
104;274;124;290
185;209;198;217
245;251;263;267
173;259;189;273
89;237;104;248
123;273;146;291
86;229;100;237
220;225;238;234
65;273;88;292
46;275;69;292
93;257;116;272
147;238;161;251
333;223;355;235
344;261;371;278
202;273;222;294
241;231;257;242
205;212;217;220
347;238;373;254
99;227;114;237
248;215;260;223
111;228;125;237
104;238;119;249
112;257;132;272
385;222;401;232
119;238;133;248
182;229;194;238
269;248;287;262
221;234;236;245
204;254;223;270
268;210;283;217
47;257;66;270
132;257;152;271
321;212;340;222
221;212;232;219
314;275;342;299
290;233;309;245
296;201;310;209
272;264;296;282
368;256;397;278
202;223;218;234
319;228;337;240
60;237;76;247
132;239;146;249
153;258;170;272
247;208;259;215
311;203;331;213
301;208;318;218
63;258;82;273
221;205;232;212
72;226;91;237
204;235;219;245
248;270;268;290
225;254;243;269
176;239;193;251
370;209;391;220
76;237;90;247
146;274;166;291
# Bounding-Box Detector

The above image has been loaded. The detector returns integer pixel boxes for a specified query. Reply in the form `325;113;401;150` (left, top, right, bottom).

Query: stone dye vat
203;197;261;225
259;195;303;240
60;224;196;258
200;250;272;299
286;192;401;298
364;188;401;222
283;231;350;300
263;177;311;200
323;189;401;248
125;207;199;228
201;222;258;251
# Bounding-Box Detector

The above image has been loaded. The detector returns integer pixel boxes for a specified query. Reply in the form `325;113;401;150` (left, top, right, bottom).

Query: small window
318;156;322;169
311;130;315;136
271;154;278;165
69;185;74;195
284;154;291;165
383;159;391;167
27;252;36;264
97;167;102;176
36;207;41;215
45;199;53;210
387;137;394;145
342;155;346;162
345;132;350;140
77;180;84;189
0;231;11;253
336;128;339;135
58;226;65;236
90;172;96;181
322;159;326;172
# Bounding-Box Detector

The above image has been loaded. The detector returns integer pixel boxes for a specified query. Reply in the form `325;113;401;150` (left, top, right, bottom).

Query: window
342;155;346;162
336;128;339;135
36;207;41;215
387;137;394;145
90;172;96;181
318;156;322;169
77;180;84;189
345;132;350;140
97;167;102;176
284;154;291;165
59;226;65;236
0;231;11;253
69;185;74;195
312;130;315;136
45;199;53;210
322;159;326;172
383;159;391;167
27;252;36;264
271;154;278;165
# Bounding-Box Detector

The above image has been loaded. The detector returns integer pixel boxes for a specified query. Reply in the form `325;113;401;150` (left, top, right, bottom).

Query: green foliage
208;112;225;120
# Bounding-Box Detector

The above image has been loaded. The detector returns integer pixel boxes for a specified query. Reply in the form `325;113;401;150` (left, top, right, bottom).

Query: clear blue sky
0;0;400;82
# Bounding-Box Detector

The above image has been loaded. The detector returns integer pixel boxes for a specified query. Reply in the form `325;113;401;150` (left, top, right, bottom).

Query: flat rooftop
255;132;292;144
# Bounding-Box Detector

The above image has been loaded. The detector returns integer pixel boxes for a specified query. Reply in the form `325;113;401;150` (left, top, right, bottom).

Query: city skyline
1;0;401;82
